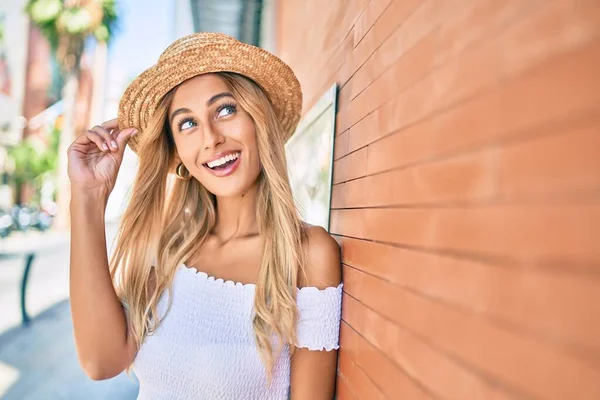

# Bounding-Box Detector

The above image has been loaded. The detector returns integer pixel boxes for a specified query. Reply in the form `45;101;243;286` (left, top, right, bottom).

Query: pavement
0;222;139;399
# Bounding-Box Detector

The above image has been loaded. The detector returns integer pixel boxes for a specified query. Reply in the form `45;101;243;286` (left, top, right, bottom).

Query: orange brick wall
276;1;600;399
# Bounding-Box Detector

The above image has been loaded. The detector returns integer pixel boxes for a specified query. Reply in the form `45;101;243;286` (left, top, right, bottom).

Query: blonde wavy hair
109;72;306;374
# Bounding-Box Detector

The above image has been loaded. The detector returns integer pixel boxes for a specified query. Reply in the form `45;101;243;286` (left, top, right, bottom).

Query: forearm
290;349;338;399
69;189;131;379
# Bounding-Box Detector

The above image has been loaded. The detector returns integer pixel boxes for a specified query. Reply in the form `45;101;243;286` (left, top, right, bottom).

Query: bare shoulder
299;224;342;289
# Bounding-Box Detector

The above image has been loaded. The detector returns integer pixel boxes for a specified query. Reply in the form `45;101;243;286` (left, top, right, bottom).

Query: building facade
276;1;600;398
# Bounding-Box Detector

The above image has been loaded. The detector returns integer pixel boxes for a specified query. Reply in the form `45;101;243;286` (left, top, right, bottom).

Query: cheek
245;132;261;172
230;117;260;168
173;134;200;162
247;153;261;179
176;150;195;168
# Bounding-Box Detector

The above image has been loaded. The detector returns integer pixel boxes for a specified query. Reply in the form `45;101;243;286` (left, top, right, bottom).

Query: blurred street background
0;0;274;398
1;0;600;399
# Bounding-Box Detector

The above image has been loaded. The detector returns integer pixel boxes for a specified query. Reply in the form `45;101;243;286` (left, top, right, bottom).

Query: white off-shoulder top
133;264;343;399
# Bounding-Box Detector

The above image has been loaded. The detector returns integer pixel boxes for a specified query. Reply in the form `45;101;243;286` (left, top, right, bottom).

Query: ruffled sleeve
295;283;343;351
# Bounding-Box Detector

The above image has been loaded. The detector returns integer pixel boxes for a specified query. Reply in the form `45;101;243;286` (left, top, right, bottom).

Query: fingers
69;117;138;154
114;128;138;159
114;127;138;146
98;118;138;152
90;125;119;151
97;127;137;162
100;118;119;130
78;130;110;153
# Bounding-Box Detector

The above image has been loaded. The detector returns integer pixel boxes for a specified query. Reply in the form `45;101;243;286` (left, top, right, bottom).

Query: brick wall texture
276;1;600;399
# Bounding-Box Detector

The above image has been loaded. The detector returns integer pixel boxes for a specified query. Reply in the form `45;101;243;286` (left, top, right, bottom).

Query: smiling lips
203;151;241;177
206;152;240;168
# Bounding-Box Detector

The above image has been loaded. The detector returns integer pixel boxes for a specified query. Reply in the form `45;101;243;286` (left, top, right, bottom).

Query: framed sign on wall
285;83;337;232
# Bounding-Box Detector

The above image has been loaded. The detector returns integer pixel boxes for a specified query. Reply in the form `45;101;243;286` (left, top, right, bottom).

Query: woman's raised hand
67;118;137;196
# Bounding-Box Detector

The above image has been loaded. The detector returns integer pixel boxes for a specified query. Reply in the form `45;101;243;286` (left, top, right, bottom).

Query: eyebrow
169;92;235;124
207;92;234;107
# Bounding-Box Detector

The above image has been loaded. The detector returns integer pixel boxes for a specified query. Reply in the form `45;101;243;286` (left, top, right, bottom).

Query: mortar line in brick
311;23;356;87
332;103;600;184
352;0;372;41
330;192;600;211
334;234;600;277
341;290;532;399
336;72;502;155
339;320;440;400
349;0;549;104
337;316;393;399
339;28;600;144
341;300;437;399
349;26;440;103
335;370;358;400
324;0;581;127
342;262;600;368
350;0;423;86
352;0;396;50
340;355;387;399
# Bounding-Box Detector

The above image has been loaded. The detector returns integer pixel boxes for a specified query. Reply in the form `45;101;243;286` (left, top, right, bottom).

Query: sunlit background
0;1;275;398
1;0;599;399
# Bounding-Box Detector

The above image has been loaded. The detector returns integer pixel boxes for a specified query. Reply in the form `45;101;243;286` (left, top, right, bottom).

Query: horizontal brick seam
341;291;529;399
336;31;600;144
341;317;438;399
331;86;600;185
333;109;600;188
337;345;386;399
348;0;548;103
343;262;600;365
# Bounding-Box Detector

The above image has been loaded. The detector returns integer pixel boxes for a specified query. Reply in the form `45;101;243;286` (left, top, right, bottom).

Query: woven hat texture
117;32;302;153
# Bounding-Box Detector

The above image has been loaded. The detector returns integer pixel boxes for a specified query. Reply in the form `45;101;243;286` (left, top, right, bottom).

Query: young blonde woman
68;33;342;399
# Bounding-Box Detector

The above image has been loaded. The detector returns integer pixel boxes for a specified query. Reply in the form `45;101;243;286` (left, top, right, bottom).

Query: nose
202;121;225;150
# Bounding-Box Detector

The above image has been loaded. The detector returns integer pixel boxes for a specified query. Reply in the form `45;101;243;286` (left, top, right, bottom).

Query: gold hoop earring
175;163;192;180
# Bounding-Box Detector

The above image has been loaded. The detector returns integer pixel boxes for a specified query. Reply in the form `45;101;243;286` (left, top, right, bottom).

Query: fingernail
131;129;138;136
102;143;109;151
111;141;118;149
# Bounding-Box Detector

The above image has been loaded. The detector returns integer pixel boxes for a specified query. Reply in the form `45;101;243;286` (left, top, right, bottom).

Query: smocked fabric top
133;264;343;399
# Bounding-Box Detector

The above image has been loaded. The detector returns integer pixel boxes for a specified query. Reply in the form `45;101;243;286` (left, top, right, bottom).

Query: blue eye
177;117;196;131
217;103;237;118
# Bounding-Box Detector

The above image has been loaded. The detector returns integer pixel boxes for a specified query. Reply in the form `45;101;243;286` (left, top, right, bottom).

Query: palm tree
25;0;117;228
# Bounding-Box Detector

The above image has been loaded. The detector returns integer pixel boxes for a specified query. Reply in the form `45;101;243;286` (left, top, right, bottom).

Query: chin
202;177;259;198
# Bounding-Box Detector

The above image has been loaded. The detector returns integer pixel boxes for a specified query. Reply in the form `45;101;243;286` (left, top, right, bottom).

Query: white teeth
207;152;240;168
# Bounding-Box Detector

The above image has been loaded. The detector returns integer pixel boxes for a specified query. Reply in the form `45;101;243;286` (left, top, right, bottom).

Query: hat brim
117;39;302;154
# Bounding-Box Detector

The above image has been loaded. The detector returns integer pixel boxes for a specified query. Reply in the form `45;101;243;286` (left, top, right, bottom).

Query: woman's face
168;74;261;197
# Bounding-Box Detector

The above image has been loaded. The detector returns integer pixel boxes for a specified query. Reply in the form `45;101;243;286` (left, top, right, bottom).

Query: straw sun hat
117;32;303;153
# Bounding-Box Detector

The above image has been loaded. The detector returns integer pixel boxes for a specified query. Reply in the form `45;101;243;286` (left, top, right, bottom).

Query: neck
212;181;260;243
